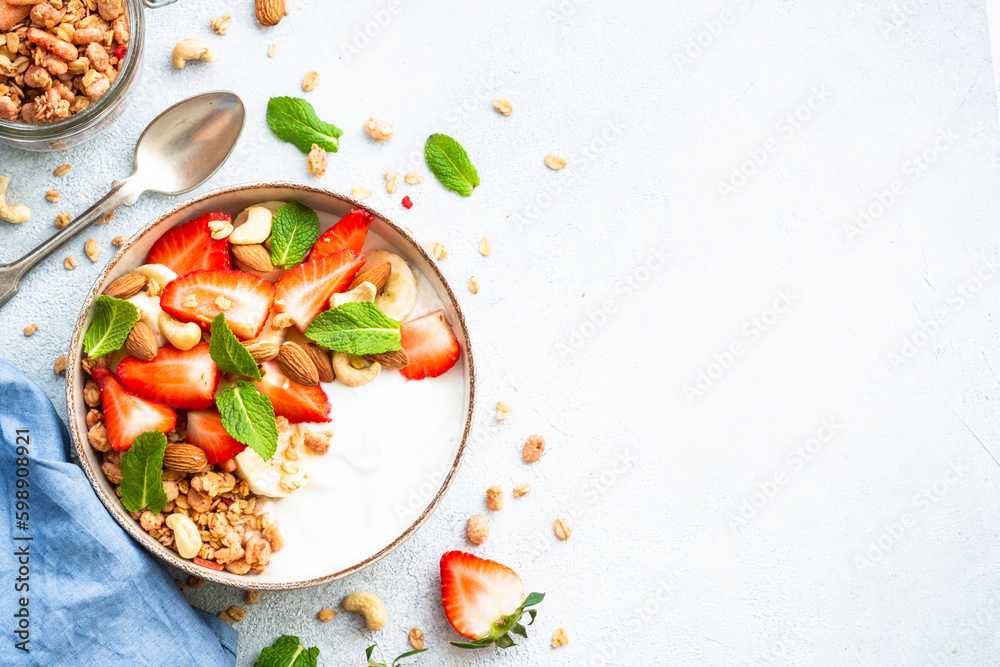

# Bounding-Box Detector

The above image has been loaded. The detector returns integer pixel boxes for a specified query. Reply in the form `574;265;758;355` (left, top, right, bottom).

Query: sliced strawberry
116;342;219;410
440;551;544;648
399;310;461;381
91;367;177;451
160;269;275;340
186;409;246;464
253;361;331;423
310;209;373;259
146;212;232;275
273;250;365;332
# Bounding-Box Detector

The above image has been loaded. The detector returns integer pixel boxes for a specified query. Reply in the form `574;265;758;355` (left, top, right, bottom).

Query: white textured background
3;0;1000;664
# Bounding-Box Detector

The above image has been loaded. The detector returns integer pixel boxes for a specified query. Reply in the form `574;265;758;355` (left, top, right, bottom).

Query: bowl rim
65;181;476;590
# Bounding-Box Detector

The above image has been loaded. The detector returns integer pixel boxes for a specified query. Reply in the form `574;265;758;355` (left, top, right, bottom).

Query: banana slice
134;263;178;295
235;422;329;498
365;250;416;320
122;264;178;347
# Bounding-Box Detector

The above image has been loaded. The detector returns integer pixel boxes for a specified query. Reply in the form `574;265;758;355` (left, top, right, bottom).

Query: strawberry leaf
216;380;278;460
305;301;401;355
119;431;168;514
449;591;546;650
209;313;261;380
270;202;320;269
83;295;139;358
424;133;479;197
366;644;427;667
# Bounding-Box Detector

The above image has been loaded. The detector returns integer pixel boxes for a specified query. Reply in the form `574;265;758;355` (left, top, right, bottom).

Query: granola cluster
82;357;284;576
0;0;130;123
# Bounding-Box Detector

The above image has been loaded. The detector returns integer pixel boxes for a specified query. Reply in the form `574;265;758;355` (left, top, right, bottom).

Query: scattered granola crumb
64;256;77;270
215;295;232;311
496;401;511;421
401;195;413;209
54;164;72;177
188;576;204;588
302;70;320;92
409;627;424;650
53;355;67;374
493;98;513;115
545;154;567;170
267;44;276;58
554;518;571;540
551;627;569;648
55;211;71;229
352;186;372;200
364;118;393;141
227;606;247;622
85;238;99;263
486;485;504;511
23;324;38;337
245;590;261;605
318;608;337;622
479;237;492;256
210;14;231;35
466;514;489;545
468;276;479;294
513;482;531;498
427;242;447;260
46;189;61;203
403;172;423;184
98;211;114;225
217;611;231;624
111;235;128;247
384;170;398;194
522;434;545;463
307;144;327;178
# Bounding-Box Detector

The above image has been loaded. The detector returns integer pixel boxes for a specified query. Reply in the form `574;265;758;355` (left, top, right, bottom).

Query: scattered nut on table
479;236;492;256
468;276;479;294
23;324;38;336
0;176;30;223
172;39;216;69
317;608;337;622
409;627;424;650
342;591;386;630
302;70;320;92
85;238;99;262
64;256;77;270
53;355;67;374
466;514;489;545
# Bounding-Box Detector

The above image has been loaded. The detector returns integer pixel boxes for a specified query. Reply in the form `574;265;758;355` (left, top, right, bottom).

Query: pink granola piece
244;534;271;567
0;1;31;32
224;558;251;575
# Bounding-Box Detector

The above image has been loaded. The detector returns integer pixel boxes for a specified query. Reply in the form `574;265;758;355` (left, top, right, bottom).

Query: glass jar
0;0;174;152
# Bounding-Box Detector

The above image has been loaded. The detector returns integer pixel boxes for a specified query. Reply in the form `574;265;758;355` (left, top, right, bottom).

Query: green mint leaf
256;635;319;667
270;202;320;269
424;133;480;197
209;314;261;380
120;431;168;515
304;301;401;355
266;96;342;154
216;380;278;461
83;294;139;358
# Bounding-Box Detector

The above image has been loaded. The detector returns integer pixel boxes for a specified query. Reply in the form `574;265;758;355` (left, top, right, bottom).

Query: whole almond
231;244;274;273
125;322;158;361
366;349;409;369
255;0;286;26
104;272;147;299
242;339;280;363
163;443;209;473
347;262;391;291
277;342;319;386
303;343;334;383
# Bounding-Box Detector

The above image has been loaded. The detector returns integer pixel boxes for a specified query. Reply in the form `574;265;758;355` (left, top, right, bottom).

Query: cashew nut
342;591;386;630
158;311;202;351
165;513;203;559
135;264;177;295
172;39;216;69
329;281;377;309
333;352;380;387
0;176;30;224
229;206;273;244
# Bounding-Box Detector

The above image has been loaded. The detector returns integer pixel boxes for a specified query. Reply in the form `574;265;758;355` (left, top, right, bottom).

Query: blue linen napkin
0;359;237;665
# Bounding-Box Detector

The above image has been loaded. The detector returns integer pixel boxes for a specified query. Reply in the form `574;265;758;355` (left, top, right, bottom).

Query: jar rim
0;0;144;140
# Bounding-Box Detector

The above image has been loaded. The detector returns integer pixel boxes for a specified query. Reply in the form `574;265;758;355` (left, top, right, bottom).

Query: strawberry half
146;212;232;275
116;342;219;410
186;408;246;464
399;310;461;381
91;367;177;451
160;269;275;340
274;250;365;332
440;551;545;649
310;208;373;259
253;361;331;423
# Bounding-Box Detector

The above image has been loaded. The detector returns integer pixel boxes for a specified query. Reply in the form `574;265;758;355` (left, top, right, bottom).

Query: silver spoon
0;91;245;310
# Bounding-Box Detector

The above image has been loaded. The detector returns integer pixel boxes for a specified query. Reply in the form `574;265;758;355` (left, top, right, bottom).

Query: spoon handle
0;178;141;310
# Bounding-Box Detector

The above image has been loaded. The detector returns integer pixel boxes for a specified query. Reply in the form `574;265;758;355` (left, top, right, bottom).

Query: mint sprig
120;431;169;515
216;380;278;461
267;97;342;154
270;202;320;269
304;301;401;355
83;294;140;358
424;133;480;197
366;644;426;667
450;592;545;649
209;313;261;380
255;635;319;667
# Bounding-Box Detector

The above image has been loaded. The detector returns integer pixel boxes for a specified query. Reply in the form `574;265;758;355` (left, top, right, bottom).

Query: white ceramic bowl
66;183;475;589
